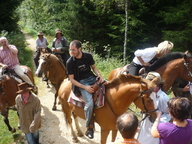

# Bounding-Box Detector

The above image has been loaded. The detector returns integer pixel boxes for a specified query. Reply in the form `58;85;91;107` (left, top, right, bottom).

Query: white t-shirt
133;47;157;65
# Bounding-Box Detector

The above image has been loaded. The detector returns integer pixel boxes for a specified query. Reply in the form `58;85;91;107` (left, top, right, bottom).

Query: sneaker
42;77;48;81
85;128;94;139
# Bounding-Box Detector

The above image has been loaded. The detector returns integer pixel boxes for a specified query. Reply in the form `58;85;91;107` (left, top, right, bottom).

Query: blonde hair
156;40;174;57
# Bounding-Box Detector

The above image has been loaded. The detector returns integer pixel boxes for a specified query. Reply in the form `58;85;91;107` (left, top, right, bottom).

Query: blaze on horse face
133;80;158;123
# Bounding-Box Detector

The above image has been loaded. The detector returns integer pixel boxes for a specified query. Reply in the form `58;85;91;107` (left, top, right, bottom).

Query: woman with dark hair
151;97;192;144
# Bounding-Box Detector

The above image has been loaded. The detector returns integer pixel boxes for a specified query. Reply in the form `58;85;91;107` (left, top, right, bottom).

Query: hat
16;82;33;94
37;32;44;36
146;71;165;85
55;29;63;36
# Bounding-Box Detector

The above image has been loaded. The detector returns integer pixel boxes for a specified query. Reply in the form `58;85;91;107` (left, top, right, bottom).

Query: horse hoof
11;128;16;133
52;107;57;111
77;132;84;137
72;138;79;143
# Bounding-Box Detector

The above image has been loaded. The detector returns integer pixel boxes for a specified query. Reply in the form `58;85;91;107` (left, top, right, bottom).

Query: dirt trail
23;32;121;144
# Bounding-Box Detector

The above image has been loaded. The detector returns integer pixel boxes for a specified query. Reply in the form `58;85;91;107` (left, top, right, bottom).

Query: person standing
138;71;171;144
66;40;105;139
0;37;37;91
151;97;192;144
15;82;41;144
51;29;70;66
34;31;49;69
107;112;141;144
129;40;174;76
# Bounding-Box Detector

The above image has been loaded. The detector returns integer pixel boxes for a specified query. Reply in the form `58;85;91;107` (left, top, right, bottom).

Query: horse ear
183;54;191;63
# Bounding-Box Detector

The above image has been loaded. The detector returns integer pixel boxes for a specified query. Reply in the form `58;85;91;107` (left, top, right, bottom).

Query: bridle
184;62;192;77
39;55;50;73
133;89;158;114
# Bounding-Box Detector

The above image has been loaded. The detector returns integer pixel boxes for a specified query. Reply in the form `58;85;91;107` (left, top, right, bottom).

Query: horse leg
111;129;118;142
52;92;57;111
100;128;110;144
72;112;84;137
2;110;16;133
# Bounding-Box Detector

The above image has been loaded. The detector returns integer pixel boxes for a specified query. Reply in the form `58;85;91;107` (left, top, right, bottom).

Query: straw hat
146;71;165;85
16;82;33;94
37;32;44;36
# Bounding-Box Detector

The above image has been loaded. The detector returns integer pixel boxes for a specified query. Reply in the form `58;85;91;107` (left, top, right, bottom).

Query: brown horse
108;52;192;92
58;74;157;144
0;65;36;132
35;53;68;110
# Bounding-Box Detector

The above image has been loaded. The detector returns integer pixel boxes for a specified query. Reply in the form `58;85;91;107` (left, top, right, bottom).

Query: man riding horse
0;37;37;92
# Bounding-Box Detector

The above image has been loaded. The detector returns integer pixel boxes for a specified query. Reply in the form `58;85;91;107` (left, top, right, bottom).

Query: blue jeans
25;129;39;144
79;76;96;127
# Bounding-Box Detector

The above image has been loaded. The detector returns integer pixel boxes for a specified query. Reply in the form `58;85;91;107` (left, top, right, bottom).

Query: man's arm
91;65;105;83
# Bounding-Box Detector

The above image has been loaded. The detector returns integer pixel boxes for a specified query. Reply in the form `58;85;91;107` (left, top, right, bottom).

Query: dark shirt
66;52;95;81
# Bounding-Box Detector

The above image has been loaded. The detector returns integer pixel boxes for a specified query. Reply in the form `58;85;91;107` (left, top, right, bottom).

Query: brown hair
116;112;138;139
168;97;192;122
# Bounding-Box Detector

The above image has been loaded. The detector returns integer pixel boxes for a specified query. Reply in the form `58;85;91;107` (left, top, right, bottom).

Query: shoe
85;128;94;139
42;77;48;81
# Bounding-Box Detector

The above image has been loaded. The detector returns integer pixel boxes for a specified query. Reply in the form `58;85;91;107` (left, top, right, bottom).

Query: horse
0;65;36;133
108;52;192;92
35;53;68;110
58;74;158;144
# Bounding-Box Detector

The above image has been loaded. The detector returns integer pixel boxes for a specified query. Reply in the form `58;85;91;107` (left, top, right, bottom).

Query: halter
184;62;192;77
40;55;50;73
133;89;158;114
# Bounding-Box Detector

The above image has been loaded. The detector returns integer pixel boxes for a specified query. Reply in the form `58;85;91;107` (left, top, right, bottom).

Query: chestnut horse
35;53;68;110
0;65;36;132
58;74;157;144
108;52;192;92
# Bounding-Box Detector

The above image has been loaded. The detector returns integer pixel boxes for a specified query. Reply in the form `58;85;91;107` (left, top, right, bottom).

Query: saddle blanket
67;84;105;109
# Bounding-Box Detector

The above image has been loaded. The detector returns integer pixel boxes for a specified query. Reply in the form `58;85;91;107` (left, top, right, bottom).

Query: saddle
68;82;106;109
1;67;28;83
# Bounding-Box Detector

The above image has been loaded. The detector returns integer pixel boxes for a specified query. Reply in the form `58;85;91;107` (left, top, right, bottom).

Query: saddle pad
67;84;105;109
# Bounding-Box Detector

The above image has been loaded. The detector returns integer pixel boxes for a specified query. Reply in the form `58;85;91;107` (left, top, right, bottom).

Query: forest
1;0;192;62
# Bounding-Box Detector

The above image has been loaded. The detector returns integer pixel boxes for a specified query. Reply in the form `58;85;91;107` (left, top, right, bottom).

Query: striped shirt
0;45;19;69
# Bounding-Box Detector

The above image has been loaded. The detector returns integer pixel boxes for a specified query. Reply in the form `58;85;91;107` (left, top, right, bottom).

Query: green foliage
0;111;23;144
0;0;23;32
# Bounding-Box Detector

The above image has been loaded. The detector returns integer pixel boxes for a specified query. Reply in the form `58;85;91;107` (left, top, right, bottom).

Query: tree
0;0;23;32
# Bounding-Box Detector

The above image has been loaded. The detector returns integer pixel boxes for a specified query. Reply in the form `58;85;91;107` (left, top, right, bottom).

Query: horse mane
105;74;147;89
148;52;184;71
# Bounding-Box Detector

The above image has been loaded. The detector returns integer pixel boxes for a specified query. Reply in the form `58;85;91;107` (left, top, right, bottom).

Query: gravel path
23;32;121;144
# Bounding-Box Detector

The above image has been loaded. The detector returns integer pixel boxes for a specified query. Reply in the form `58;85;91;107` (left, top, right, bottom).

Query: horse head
35;53;51;77
133;78;158;122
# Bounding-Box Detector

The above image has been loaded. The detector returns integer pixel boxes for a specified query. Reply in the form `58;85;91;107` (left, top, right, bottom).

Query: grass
0;111;24;144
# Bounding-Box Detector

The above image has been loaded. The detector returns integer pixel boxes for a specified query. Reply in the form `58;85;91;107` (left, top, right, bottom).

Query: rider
129;40;174;76
0;37;37;91
66;40;105;139
51;29;70;66
34;31;49;69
